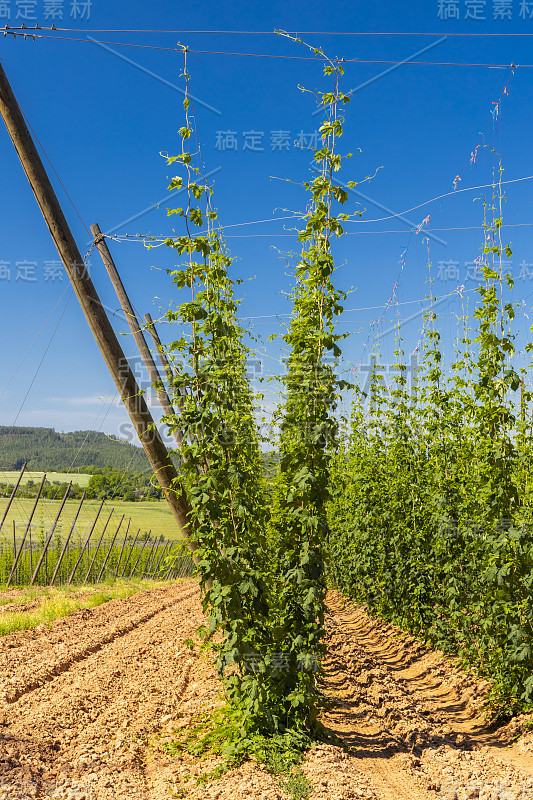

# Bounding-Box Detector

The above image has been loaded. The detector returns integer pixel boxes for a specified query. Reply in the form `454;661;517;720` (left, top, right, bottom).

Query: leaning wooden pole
84;509;114;584
145;312;209;474
114;518;131;579
0;462;27;537
144;312;192;418
49;491;86;586
142;540;159;580
152;541;170;579
120;529;141;579
128;534;150;579
144;314;177;386
0;63;194;556
96;514;124;583
7;473;47;587
67;498;104;585
90;223;184;450
29;482;72;586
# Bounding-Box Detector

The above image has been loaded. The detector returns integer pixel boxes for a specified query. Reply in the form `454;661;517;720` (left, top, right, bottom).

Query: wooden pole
90;223;184;451
30;483;72;586
128;534;150;579
142;540;159;580
96;515;124;583
144;314;178;387
84;509;114;584
144;313;208;473
120;528;140;579
144;312;193;439
12;521;16;584
7;473;47;587
50;491;86;586
0;462;27;537
163;545;177;581
114;518;131;579
181;553;194;578
0;63;194;554
151;541;169;578
178;554;190;579
67;499;104;585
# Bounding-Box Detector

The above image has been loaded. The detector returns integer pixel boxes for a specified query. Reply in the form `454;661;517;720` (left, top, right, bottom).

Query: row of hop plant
326;166;533;717
153;34;355;756
0;534;193;587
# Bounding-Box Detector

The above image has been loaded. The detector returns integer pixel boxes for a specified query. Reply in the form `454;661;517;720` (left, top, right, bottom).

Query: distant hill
0;426;150;473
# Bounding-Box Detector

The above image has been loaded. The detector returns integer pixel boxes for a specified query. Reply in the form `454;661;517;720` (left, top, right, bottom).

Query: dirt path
0;583;531;800
319;591;533;800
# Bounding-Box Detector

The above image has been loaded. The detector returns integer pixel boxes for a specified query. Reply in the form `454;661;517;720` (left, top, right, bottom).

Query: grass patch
0;579;170;636
0;585;56;606
161;705;313;800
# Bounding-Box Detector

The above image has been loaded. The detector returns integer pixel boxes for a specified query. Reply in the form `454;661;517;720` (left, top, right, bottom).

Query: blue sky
2;0;533;440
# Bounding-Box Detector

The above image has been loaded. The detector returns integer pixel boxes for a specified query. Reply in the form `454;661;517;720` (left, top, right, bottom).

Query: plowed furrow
0;584;198;705
319;591;533;800
0;580;216;800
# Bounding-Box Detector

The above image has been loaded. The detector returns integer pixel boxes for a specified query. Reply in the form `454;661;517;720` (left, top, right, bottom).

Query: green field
0;496;181;541
0;471;92;488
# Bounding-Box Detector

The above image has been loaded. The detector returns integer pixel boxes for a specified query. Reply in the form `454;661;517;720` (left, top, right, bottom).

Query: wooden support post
0;63;195;555
12;521;16;585
144;312;190;432
96;515;124;583
67;499;104;585
0;462;27;537
114;518;131;579
90;223;184;451
50;491;86;586
144;314;178;387
163;545;177;581
137;532;154;577
182;553;194;578
120;529;140;579
128;534;150;579
178;554;189;579
7;473;47;587
145;313;209;473
84;509;114;584
30;483;72;586
142;540;159;580
152;541;169;578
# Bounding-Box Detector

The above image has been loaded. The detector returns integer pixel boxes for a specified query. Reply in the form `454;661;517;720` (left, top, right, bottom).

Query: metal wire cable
6;25;533;38
97;171;533;246
1;32;527;68
105;219;533;242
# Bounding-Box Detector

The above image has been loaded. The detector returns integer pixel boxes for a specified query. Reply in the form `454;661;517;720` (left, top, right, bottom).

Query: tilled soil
0;582;531;800
319;592;533;800
0;582;207;799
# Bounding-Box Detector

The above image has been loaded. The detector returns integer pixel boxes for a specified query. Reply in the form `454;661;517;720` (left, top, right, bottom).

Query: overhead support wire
0;31;525;68
5;25;533;37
